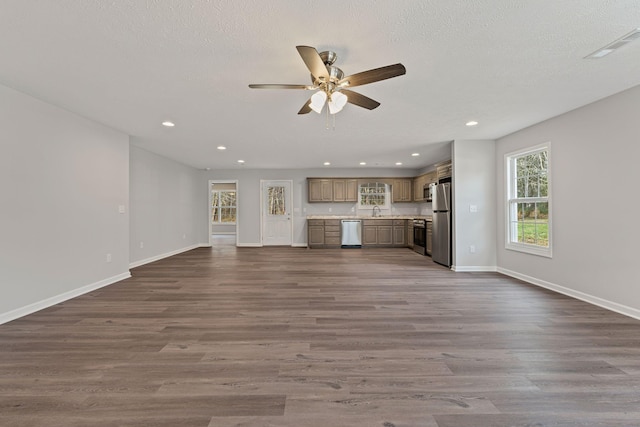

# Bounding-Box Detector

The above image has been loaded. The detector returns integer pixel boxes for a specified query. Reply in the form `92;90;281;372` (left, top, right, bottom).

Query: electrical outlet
183;234;186;239
118;205;125;214
329;208;332;213
106;253;112;262
469;245;476;253
140;242;144;249
470;205;478;213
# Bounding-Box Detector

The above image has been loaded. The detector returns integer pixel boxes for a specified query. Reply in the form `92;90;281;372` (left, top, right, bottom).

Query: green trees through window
212;190;236;223
506;143;551;256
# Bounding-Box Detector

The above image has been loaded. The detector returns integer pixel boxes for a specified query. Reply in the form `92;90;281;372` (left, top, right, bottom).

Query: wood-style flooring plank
1;243;640;426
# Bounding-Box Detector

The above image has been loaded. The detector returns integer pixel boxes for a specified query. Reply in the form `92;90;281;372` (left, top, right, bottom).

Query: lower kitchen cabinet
307;219;341;248
308;224;325;246
308;218;410;249
362;219;406;247
377;225;393;245
393;220;406;246
324;219;341;247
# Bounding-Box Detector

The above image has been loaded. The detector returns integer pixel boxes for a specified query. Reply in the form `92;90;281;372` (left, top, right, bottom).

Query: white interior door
262;180;292;246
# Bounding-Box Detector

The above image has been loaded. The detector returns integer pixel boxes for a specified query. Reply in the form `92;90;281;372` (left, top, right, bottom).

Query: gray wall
0;84;130;322
129;145;205;266
452;140;497;271
496;84;640;317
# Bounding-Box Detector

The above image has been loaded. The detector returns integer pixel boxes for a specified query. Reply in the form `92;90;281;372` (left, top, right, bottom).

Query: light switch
469;204;478;213
118;205;126;214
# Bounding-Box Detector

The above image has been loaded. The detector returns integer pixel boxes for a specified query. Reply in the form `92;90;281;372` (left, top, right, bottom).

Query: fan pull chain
325;104;330;130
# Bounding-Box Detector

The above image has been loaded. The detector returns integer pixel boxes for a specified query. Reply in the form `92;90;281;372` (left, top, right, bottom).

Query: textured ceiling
1;1;640;170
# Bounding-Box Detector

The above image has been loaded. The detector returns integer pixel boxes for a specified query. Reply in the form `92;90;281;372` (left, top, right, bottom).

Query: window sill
506;242;552;258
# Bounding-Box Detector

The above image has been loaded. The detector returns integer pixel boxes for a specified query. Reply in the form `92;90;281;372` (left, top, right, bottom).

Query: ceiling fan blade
339;63;406;87
298;98;312;115
341;89;380;110
248;84;309;89
296;46;329;80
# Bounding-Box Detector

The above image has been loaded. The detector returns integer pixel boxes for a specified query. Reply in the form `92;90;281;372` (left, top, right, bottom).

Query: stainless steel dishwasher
341;219;362;248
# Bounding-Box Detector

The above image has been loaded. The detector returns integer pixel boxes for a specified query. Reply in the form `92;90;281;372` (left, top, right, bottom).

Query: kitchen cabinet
307;219;341;248
412;171;437;202
437;161;452;181
393;220;406;246
392;179;412;202
308;179;333;202
362;219;406;247
324;219;341;247
333;179;358;202
308;222;325;246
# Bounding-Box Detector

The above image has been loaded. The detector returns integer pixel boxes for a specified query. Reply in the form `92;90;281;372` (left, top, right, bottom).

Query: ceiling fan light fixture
309;91;327;113
328;91;348;114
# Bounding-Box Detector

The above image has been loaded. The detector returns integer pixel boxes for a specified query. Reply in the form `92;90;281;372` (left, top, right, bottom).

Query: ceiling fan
249;46;406;115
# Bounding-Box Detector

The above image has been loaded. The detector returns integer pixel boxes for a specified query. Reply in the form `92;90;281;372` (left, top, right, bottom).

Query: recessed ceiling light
411;153;420;157
395;162;403;166
217;146;227;150
237;160;245;164
466;120;478;126
162;121;175;127
359;162;367;166
323;162;331;166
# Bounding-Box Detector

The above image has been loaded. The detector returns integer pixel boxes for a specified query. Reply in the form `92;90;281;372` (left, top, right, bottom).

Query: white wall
203;167;428;246
452;140;497;271
0;84;130;323
496;84;640;318
129;145;205;266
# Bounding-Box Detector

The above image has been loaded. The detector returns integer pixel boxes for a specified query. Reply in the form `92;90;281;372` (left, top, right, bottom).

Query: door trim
208;179;239;247
260;179;293;246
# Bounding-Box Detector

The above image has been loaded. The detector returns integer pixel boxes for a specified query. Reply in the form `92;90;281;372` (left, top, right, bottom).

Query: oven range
412;219;427;255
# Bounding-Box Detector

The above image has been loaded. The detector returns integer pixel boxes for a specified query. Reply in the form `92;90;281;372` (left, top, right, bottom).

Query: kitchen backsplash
303;202;433;217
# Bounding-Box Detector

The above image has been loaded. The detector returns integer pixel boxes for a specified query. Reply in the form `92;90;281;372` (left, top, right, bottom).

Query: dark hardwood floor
2;242;640;426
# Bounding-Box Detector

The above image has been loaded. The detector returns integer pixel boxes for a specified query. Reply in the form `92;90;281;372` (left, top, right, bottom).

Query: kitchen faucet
372;205;381;217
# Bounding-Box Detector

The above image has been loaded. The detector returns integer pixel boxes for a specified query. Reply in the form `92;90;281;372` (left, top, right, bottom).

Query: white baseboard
0;272;131;325
497;267;640;320
129;244;202;269
452;265;498;272
292;243;308;248
237;243;263;247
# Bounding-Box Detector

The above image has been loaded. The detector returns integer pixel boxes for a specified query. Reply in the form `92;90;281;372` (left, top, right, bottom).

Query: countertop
307;215;432;221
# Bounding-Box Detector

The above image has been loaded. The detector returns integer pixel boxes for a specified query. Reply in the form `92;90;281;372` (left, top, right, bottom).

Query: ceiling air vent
585;28;640;59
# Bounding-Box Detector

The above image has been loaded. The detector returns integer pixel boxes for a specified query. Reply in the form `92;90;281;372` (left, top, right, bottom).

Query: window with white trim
505;142;551;257
211;190;237;224
358;182;390;209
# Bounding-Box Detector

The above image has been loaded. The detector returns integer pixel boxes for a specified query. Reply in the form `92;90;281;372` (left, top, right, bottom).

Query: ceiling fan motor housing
319;51;337;65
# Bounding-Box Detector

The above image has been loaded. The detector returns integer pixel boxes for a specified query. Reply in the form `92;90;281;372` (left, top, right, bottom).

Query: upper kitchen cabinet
333;179;358;202
308;179;333;202
437;161;452;182
392;178;413;202
413;171;437;202
308;178;358;203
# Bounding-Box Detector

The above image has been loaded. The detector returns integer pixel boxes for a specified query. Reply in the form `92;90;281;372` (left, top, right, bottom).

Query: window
358;182;390;209
505;143;551;257
267;186;286;215
211;190;236;224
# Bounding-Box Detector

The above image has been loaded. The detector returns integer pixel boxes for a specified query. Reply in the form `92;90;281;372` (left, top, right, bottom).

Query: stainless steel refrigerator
432;182;451;267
